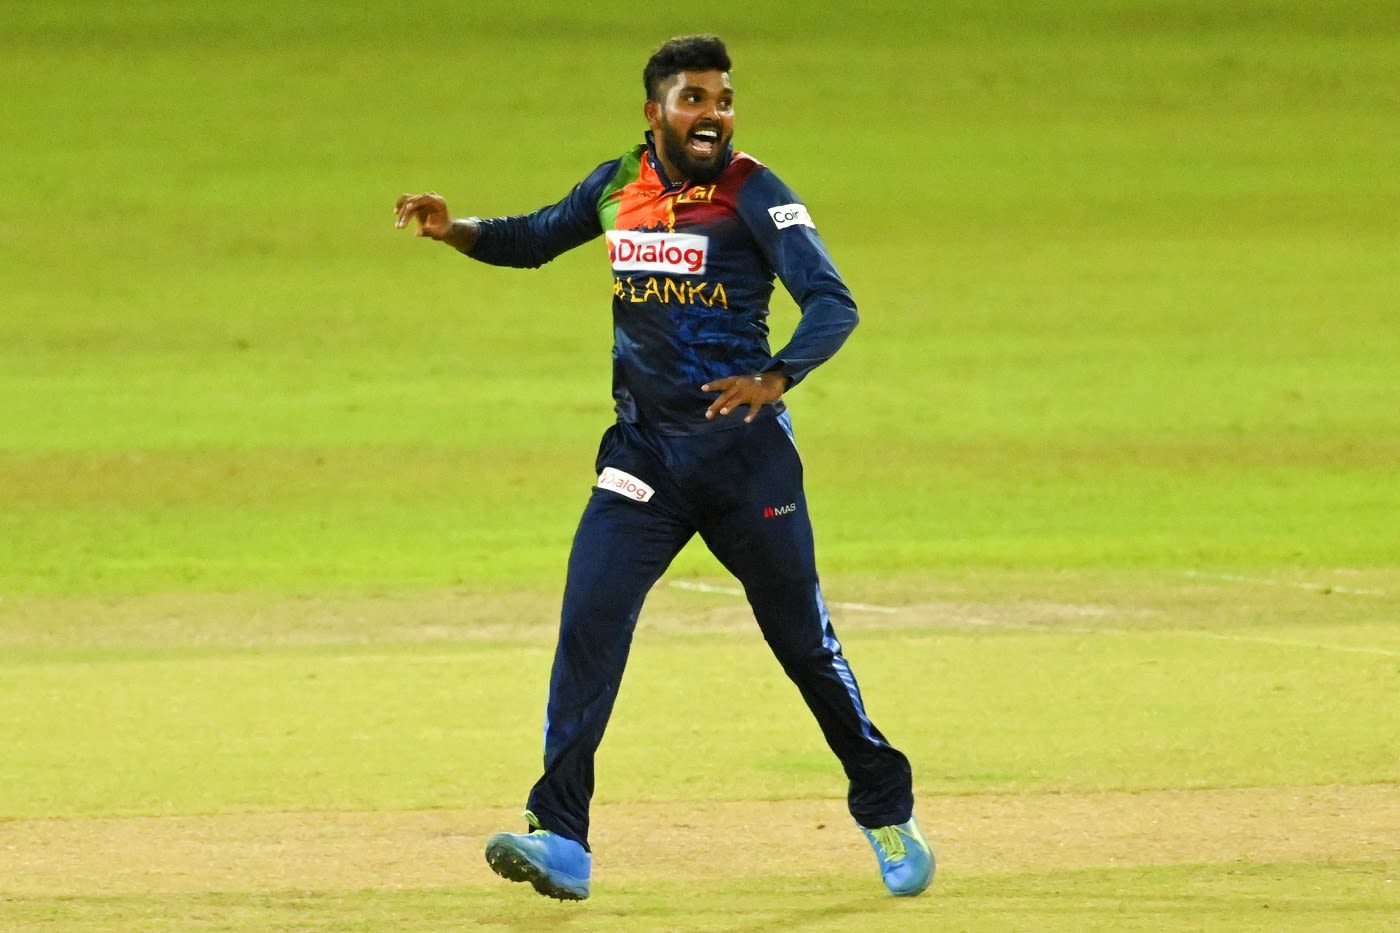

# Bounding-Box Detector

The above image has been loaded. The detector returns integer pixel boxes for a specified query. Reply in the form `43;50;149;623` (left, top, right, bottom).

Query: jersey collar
643;131;734;190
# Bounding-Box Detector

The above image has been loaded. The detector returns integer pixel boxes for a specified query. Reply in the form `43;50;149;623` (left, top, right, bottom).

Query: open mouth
687;126;721;158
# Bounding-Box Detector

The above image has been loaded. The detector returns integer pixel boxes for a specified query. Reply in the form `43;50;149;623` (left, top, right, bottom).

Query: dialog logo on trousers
763;502;798;519
597;467;655;502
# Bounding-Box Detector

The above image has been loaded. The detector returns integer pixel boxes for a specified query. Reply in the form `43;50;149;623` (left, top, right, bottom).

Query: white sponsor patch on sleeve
768;203;814;230
597;466;655;502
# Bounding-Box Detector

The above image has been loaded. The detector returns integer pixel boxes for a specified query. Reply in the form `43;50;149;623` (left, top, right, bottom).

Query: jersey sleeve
468;158;619;268
734;167;859;387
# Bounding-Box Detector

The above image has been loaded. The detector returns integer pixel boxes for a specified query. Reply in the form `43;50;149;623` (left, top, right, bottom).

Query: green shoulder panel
596;144;645;231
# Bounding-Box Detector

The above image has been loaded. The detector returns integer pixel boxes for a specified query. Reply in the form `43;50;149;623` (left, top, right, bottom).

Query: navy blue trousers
525;414;913;848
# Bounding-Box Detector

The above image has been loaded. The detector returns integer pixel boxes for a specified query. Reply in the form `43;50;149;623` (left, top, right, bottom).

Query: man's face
646;69;735;184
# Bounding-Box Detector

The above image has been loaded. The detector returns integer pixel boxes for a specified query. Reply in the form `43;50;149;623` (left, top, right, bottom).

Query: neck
646;132;687;186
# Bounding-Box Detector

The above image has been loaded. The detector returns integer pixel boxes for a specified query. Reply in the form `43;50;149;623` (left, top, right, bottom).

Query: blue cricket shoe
859;816;935;896
484;811;592;901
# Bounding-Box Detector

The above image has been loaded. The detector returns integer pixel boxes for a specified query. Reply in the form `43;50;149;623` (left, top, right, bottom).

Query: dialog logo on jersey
607;230;709;275
763;502;798;519
768;203;814;230
597;466;655;502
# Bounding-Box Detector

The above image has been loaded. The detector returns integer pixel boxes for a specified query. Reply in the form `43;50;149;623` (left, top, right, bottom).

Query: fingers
394;193;425;229
704;385;742;420
702;375;776;421
393;193;418;228
393;192;446;232
701;377;735;419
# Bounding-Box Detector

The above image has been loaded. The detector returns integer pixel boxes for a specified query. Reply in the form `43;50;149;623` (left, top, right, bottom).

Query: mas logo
607;231;709;275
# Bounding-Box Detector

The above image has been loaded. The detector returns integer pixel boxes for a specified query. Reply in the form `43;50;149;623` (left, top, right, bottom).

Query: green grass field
2;1;1398;929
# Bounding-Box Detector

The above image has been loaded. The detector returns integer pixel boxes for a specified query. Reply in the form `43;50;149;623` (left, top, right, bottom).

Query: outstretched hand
394;192;452;239
702;372;789;423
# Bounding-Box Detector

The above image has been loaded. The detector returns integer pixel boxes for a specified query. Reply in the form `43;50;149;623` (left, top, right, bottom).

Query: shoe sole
485;840;589;901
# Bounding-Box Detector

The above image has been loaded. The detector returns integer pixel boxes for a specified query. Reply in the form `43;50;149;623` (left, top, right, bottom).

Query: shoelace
868;825;908;861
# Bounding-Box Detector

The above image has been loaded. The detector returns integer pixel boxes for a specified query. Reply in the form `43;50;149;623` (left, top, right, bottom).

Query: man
393;34;932;901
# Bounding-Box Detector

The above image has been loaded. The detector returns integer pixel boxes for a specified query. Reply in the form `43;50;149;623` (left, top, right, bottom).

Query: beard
657;117;729;184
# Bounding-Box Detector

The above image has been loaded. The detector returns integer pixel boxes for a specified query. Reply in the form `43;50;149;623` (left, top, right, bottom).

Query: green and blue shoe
859;816;934;896
485;811;591;901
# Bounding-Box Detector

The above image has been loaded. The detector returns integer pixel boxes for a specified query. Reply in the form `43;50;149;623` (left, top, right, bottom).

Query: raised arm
392;157;622;269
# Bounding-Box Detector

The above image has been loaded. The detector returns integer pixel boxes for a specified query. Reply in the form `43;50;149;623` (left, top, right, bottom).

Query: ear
644;99;661;130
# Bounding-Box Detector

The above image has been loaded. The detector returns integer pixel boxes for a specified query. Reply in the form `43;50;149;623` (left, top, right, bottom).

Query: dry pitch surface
3;575;1397;924
5;786;1396;898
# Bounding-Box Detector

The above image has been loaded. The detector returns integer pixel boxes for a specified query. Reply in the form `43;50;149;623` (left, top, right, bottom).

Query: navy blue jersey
469;134;859;434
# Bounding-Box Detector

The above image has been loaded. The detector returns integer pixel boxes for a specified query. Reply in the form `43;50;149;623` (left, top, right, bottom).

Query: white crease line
669;580;899;614
1165;629;1400;657
1185;571;1388;598
672;581;1397;655
1063;625;1400;658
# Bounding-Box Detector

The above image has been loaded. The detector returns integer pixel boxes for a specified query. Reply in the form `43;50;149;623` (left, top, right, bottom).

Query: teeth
694;129;718;140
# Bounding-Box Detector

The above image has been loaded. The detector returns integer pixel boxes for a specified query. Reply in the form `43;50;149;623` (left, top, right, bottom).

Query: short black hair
643;35;731;102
